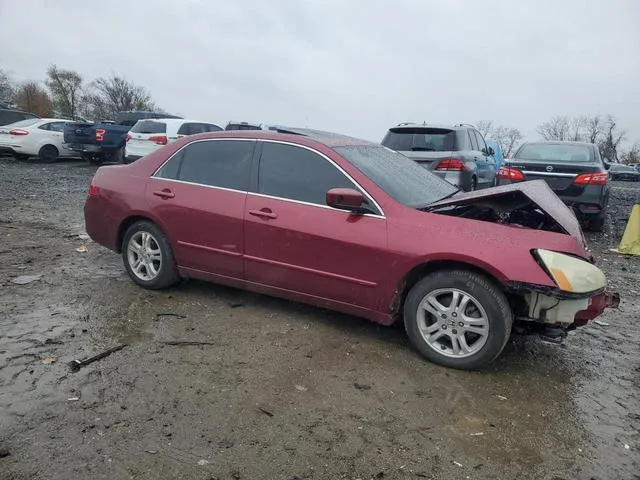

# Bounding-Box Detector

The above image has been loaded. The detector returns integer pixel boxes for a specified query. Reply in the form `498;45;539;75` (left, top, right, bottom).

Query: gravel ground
0;156;638;480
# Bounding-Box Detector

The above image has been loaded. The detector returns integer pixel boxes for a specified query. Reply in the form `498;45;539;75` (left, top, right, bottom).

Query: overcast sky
1;0;639;143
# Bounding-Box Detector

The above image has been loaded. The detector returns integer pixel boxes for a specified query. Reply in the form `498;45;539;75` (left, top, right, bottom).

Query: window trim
255;139;385;218
467;130;478;151
151;138;385;218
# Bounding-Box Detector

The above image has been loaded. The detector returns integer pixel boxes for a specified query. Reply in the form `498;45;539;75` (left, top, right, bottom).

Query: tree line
478;115;639;164
0;65;162;122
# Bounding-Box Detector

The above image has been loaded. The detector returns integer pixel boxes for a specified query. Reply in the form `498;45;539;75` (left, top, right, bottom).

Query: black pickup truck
63;111;181;164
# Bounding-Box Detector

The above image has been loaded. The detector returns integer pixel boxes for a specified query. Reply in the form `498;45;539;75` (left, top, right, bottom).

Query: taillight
9;129;29;136
95;129;106;142
88;182;99;196
497;166;525;181
125;133;132;142
573;173;608;185
148;135;168;145
435;158;465;171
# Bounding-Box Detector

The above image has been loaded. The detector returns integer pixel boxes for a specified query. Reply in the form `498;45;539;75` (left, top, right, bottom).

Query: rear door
145;139;255;278
381;127;455;169
472;130;496;187
37;121;70;155
127;120;168;157
244;141;387;310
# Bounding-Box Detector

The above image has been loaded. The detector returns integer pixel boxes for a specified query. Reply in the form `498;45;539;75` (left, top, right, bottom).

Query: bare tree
0;69;16;105
13;82;53;117
568;115;587;142
599;115;626;162
476;120;493;138
45;65;83;118
585;115;604;144
620;142;640;164
537;116;571;141
82;74;157;121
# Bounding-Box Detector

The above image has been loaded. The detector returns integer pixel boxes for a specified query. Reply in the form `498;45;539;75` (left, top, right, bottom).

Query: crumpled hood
427;180;586;248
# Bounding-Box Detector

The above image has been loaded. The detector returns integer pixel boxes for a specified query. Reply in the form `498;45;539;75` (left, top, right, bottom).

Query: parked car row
84;127;618;370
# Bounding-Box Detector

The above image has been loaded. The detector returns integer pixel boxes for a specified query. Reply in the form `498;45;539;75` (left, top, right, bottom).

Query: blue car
485;139;504;172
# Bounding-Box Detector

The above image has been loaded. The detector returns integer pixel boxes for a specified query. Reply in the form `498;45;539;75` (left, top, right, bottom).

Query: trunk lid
63;122;97;144
505;159;601;194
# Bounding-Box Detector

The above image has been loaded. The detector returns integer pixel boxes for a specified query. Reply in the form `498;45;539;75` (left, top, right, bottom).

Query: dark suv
497;141;610;231
0;108;38;127
381;123;496;191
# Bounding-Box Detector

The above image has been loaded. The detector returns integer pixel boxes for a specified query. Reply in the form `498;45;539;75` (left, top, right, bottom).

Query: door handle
153;189;175;199
248;208;277;219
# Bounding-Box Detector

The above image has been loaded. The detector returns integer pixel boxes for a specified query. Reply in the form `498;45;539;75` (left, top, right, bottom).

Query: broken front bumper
574;291;620;326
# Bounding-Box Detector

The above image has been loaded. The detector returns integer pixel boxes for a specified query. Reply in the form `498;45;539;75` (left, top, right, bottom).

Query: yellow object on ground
616;204;640;255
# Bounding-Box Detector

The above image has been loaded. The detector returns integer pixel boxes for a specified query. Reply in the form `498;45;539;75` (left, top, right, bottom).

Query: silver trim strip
521;171;577;178
150;137;386;217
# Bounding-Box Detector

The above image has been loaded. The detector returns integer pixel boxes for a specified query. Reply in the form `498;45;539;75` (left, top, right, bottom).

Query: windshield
515;143;594;162
382;127;456;152
334;145;457;207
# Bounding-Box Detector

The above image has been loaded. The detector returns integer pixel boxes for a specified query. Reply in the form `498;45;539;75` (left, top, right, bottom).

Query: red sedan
85;128;618;369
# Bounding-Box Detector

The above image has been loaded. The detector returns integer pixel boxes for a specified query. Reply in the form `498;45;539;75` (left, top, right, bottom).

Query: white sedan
0;118;76;162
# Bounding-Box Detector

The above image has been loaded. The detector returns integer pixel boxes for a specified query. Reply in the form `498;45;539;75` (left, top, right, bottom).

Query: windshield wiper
414;188;461;211
410;146;435;151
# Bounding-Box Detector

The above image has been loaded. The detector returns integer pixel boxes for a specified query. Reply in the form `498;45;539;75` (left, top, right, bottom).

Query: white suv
124;118;222;163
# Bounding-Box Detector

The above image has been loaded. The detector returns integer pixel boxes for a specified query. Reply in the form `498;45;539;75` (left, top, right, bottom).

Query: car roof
389;123;473;131
189;127;376;148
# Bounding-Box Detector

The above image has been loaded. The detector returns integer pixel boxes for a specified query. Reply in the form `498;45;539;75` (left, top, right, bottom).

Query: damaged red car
84;128;619;370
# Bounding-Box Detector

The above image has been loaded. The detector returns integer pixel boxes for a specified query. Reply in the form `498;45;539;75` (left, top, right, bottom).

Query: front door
244;141;388;311
145;139;255;278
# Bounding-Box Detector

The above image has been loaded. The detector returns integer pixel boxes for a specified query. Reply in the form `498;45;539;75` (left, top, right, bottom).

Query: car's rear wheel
589;212;606;232
38;145;59;163
403;269;512;370
122;221;180;290
468;176;478;191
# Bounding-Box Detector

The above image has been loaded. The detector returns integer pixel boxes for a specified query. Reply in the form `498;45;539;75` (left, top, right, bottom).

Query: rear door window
176;140;254;190
382;128;455;152
468;130;479;151
131;120;167;134
258;142;356;206
39;121;67;132
474;131;487;152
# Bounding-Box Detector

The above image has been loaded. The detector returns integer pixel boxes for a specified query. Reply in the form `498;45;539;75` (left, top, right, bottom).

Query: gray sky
1;0;639;143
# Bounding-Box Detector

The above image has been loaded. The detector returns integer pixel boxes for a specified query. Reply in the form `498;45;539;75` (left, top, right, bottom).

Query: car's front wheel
403;269;513;370
122;221;180;290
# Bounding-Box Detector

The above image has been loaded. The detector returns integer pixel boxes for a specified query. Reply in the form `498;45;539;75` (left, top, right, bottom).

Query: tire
38;145;59;163
403;269;513;370
468;177;478;192
589;212;606;232
122;221;180;290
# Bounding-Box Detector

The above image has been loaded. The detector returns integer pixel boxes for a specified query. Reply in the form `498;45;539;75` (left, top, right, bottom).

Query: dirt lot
0;156;638;480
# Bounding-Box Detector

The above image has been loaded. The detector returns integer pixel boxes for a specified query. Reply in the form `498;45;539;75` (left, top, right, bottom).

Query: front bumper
574;291;620;325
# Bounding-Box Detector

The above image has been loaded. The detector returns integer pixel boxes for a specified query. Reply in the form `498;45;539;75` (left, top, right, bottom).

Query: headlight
534;249;606;294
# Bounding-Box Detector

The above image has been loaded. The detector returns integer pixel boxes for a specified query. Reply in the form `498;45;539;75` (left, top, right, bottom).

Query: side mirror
603;161;611;170
326;188;367;214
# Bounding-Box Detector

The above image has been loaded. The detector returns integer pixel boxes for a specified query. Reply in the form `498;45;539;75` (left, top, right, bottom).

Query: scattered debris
155;313;187;320
453;461;464;467
145;450;158;455
197;459;210;466
496;395;508;401
68;344;127;372
229;302;244;308
0;447;10;459
470;432;485;436
11;274;42;285
258;407;274;417
160;341;216;347
77;233;90;240
624;444;630;450
67;397;80;401
41;356;57;365
354;382;371;391
75;245;88;253
295;385;308;392
594;320;610;326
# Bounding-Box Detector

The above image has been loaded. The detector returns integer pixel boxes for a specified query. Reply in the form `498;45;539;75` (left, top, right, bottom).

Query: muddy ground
0;156;638;480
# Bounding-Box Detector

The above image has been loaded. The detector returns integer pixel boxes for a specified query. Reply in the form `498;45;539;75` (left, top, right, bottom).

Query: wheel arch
391;258;507;323
116;214;170;253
